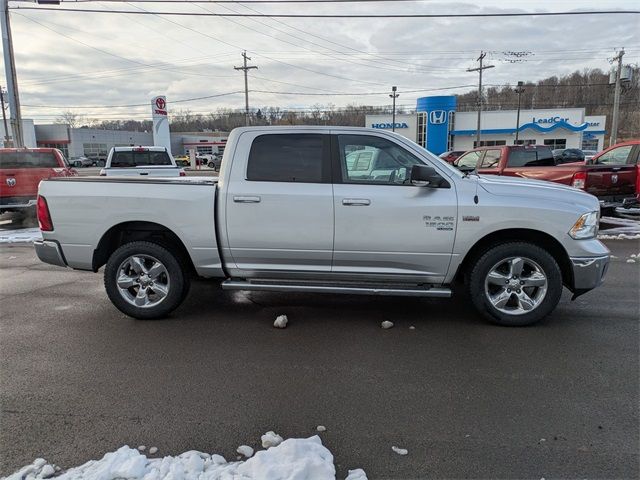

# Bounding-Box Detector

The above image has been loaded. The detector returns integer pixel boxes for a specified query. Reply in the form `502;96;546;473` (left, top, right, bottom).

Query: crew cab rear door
585;144;638;197
224;132;334;273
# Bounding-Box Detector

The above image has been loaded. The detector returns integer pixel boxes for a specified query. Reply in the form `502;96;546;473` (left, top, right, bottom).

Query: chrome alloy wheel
484;256;548;316
116;254;170;308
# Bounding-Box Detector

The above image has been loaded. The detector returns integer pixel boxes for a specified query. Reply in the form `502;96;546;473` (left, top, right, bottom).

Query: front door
225;132;334;274
332;133;457;283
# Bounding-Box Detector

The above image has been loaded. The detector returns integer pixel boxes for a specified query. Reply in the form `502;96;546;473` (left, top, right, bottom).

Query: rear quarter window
0;151;59;169
111;151;173;167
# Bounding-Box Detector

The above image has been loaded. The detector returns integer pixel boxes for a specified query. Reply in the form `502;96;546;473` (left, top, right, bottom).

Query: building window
473;140;506;147
417;112;427;147
39;143;69;159
447;111;455;151
83;143;108;159
196;146;213;155
543;139;567;149
514;139;536;145
581;138;599;150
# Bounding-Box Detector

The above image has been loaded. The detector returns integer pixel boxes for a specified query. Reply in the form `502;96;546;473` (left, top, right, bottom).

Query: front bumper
570;254;609;295
34;240;68;268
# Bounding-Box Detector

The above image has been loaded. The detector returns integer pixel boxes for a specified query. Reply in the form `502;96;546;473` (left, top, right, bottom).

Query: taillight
571;171;587;189
37;195;54;231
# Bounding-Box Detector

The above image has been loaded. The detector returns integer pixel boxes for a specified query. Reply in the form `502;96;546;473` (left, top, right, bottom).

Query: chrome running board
221;280;452;298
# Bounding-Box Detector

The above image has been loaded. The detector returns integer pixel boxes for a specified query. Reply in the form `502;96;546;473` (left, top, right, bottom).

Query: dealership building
366;95;607;154
2;122;228;159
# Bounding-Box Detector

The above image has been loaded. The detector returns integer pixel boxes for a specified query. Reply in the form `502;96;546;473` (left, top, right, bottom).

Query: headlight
569;211;599;239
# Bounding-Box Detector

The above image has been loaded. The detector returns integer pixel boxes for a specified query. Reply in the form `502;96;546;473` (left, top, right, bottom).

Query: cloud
2;0;638;123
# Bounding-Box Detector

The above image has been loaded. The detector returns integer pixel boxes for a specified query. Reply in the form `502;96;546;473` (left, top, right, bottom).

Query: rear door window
0;151;59;169
247;134;328;183
110;151;173;168
507;148;555;167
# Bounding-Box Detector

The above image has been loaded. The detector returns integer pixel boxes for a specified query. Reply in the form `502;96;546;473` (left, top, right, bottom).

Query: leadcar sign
371;122;409;129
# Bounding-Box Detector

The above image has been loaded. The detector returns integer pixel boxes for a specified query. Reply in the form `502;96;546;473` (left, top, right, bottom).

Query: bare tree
56;111;87;128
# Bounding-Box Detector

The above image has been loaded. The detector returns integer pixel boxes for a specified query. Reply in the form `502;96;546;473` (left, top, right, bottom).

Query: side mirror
411;165;446;187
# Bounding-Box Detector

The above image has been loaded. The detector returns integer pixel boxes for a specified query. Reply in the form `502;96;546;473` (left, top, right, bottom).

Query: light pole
389;86;398;132
514;81;525;144
0;86;10;147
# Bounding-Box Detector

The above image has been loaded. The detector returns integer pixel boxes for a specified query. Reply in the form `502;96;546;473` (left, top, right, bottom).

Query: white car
99;146;185;177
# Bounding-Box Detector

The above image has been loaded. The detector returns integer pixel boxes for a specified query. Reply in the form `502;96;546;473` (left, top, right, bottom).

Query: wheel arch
92;221;196;275
455;228;574;290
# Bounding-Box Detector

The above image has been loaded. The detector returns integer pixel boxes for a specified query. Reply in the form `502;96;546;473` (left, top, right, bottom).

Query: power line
12;6;640;17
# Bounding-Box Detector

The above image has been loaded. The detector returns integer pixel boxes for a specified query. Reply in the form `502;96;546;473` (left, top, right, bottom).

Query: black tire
468;242;562;326
104;241;190;319
73;160;82;168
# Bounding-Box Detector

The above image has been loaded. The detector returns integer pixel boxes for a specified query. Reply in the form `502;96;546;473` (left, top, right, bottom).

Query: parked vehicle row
35;126;609;327
449;142;639;214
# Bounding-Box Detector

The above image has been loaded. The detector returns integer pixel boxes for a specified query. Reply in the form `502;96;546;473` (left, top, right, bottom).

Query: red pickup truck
454;145;636;213
0;148;77;215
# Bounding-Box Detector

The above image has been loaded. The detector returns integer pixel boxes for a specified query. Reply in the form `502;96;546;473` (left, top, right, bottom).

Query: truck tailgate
585;164;636;197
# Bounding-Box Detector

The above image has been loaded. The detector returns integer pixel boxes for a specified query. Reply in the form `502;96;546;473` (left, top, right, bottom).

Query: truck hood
477;174;599;211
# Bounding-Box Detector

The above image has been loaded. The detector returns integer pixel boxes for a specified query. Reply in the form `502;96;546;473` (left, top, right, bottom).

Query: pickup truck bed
39;176;223;277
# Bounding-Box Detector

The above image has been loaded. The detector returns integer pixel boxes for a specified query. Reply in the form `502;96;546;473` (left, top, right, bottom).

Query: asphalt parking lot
1;233;638;478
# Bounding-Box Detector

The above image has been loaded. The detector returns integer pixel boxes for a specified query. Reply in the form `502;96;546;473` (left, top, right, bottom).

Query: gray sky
3;0;639;123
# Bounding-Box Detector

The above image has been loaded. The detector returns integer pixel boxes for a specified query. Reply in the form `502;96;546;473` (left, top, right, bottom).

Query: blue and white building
366;95;607;154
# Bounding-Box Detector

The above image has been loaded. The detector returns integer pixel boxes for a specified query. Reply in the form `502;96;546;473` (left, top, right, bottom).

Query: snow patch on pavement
274;314;288;328
381;321;394;329
0;228;42;244
2;436;364;480
391;446;408;455
261;431;284;449
236;445;254;458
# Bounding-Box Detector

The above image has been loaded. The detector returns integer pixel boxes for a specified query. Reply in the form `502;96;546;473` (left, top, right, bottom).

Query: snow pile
598;233;640;240
381;321;394;329
316;425;327;432
274;314;289;328
598;216;640;239
1;435;364;480
261;431;284;448
0;228;42;244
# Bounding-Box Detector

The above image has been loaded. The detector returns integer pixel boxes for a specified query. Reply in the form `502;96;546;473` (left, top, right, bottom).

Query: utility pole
234;51;258;127
1;0;23;147
389;86;399;132
0;86;10;147
609;48;625;147
514;81;525;144
467;51;494;147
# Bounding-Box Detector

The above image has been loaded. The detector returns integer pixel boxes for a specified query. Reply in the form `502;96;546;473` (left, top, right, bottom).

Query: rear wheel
468;242;562;326
104;241;190;319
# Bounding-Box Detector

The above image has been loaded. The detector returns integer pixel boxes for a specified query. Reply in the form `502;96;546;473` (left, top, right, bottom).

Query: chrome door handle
233;196;261;203
342;198;371;206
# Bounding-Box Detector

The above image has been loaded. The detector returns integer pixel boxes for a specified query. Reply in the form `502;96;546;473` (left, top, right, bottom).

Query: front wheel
468;242;562;326
104;241;190;319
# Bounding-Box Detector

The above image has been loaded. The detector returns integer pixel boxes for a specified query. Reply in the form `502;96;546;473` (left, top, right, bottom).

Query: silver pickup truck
34;126;609;326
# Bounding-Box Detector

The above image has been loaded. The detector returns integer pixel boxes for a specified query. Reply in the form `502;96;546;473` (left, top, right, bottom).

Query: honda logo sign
429;110;446;125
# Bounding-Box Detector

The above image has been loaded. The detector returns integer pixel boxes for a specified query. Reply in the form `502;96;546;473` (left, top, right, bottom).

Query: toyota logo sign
6;178;16;187
155;97;166;110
